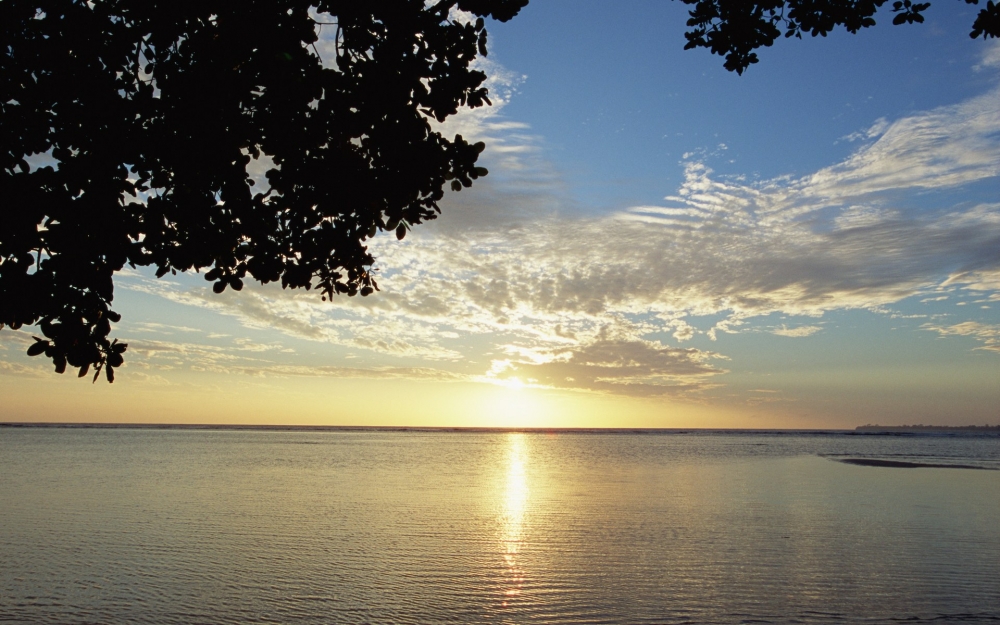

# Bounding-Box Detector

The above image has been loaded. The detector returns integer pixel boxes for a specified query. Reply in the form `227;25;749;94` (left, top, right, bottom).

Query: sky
2;1;999;428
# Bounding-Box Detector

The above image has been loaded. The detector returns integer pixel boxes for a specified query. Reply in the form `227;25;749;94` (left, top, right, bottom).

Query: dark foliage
682;0;1000;73
1;0;526;380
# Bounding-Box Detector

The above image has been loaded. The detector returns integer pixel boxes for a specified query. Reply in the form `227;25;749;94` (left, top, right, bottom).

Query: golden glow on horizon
0;371;896;429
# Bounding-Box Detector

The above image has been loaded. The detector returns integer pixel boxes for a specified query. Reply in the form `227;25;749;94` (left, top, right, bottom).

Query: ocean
1;426;998;624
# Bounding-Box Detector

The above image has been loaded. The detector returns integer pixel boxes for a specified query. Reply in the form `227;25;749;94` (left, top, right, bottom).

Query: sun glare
502;377;525;391
476;381;548;427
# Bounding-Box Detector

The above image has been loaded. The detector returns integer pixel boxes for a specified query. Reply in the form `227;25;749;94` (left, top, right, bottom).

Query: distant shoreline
855;425;1000;433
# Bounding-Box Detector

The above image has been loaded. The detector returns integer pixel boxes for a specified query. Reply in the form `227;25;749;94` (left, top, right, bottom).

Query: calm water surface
1;428;999;624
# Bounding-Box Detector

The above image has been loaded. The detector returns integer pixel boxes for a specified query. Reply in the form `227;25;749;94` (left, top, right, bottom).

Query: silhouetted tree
1;0;526;381
681;0;1000;73
2;0;996;381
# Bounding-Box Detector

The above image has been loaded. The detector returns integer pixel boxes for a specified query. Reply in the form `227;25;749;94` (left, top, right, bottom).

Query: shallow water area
1;427;998;624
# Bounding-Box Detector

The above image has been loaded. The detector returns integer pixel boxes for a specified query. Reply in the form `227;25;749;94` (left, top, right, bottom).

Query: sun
501;377;526;391
473;378;548;427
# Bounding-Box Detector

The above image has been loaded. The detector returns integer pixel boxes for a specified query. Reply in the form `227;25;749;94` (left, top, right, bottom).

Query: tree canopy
1;0;526;381
682;0;1000;73
1;0;996;381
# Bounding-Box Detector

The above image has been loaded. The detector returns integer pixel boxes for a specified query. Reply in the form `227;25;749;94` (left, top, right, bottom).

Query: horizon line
3;422;996;433
2;421;853;433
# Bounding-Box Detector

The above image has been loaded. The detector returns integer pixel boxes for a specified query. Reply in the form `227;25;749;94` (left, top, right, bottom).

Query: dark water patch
838;458;997;470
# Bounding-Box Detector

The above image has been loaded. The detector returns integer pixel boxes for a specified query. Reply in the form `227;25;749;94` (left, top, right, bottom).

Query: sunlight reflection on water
499;433;529;605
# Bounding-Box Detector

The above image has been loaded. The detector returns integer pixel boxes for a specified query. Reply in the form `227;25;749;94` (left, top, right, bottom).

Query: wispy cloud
484;337;727;397
772;325;823;338
973;40;1000;72
225;364;464;381
943;268;1000;301
0;361;48;378
922;321;1000;352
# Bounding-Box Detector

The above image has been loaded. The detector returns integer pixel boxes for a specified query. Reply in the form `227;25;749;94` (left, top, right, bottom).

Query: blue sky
1;1;998;427
492;2;995;205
